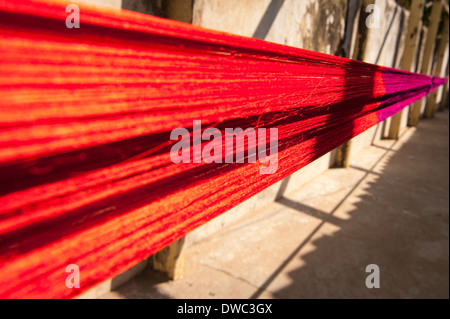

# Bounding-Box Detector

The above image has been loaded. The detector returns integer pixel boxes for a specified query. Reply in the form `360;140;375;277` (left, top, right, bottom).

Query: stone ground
101;109;449;299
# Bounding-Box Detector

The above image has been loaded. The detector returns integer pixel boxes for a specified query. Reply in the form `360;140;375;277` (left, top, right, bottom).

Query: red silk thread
0;0;447;298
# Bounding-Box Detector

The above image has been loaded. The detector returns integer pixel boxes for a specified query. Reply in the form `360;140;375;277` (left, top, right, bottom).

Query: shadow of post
269;110;449;298
252;0;286;40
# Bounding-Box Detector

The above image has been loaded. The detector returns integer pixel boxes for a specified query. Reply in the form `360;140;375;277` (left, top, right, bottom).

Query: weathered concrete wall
76;0;122;8
417;26;429;116
193;0;347;55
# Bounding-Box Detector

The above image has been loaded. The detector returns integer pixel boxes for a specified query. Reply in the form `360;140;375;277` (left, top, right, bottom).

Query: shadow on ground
260;110;449;298
106;110;448;299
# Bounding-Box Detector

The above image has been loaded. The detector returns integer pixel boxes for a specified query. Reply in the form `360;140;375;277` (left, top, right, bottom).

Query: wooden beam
409;25;428;125
389;0;425;138
153;237;185;280
401;0;427;71
335;140;352;168
423;0;444;118
335;0;368;168
443;1;449;15
425;15;449;117
167;0;193;23
438;60;449;111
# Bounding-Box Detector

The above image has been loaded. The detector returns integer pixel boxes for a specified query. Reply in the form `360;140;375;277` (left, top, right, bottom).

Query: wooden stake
389;0;426;138
153;237;185;280
423;0;444;118
438;61;449;111
409;25;429;125
426;15;449;116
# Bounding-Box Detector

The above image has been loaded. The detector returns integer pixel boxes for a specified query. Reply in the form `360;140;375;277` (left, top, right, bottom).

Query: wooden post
425;15;449;117
167;0;193;23
335;140;352;168
146;0;193;281
388;0;425;139
422;0;444;118
409;25;428;125
438;60;449;111
409;0;443;124
438;1;449;112
153;237;185;280
335;0;368;168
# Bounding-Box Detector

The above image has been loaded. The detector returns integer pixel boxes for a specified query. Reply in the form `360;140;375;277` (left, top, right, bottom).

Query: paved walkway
103;109;449;299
